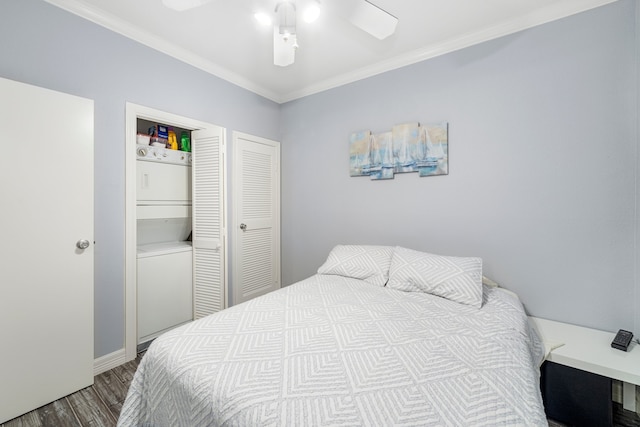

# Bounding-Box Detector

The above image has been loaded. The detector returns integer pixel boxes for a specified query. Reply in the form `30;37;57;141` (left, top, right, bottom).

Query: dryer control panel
136;144;192;166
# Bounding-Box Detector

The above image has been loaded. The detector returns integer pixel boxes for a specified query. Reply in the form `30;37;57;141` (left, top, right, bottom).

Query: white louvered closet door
233;132;281;305
192;127;226;318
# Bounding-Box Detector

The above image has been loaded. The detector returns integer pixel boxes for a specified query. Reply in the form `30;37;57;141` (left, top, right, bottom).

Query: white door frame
231;131;281;305
124;103;227;362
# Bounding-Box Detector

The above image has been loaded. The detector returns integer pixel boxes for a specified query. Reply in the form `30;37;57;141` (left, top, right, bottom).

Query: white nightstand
529;316;640;413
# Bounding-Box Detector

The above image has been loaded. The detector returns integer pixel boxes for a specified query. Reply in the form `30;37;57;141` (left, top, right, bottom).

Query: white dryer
137;242;192;344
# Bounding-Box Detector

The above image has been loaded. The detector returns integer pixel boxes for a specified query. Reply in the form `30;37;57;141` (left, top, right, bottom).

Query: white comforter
118;274;547;426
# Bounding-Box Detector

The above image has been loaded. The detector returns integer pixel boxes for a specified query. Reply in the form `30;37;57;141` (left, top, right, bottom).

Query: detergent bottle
167;129;178;150
180;131;191;152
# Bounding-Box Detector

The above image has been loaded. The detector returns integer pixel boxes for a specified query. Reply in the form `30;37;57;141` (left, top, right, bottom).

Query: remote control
611;329;633;351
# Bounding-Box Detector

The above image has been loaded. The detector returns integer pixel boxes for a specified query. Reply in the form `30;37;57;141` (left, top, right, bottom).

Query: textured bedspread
118;274;547;426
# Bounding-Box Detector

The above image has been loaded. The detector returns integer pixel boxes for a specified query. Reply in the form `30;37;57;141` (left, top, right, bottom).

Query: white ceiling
45;0;616;103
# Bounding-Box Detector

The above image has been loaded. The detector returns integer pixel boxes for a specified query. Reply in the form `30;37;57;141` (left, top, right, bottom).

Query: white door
192;127;226;318
0;77;94;423
232;132;281;305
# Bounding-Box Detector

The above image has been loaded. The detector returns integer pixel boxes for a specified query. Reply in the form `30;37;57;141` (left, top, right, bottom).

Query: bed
118;245;547;426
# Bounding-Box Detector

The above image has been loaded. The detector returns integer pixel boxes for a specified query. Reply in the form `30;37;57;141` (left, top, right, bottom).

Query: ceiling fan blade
346;0;398;40
161;0;213;12
273;27;296;67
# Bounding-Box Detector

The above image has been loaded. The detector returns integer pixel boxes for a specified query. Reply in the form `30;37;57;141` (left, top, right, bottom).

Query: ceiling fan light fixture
276;2;297;37
273;27;296;67
303;1;321;23
254;12;272;26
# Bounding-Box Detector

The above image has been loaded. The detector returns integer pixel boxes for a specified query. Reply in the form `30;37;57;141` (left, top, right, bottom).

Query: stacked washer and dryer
136;142;193;346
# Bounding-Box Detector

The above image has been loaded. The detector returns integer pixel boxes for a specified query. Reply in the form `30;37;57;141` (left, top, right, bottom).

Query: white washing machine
136;144;193;345
136;144;192;204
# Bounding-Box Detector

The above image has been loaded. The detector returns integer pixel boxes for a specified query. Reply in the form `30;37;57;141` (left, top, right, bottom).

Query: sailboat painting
369;132;394;180
349;130;372;177
392;122;421;173
349;121;448;180
417;122;448;177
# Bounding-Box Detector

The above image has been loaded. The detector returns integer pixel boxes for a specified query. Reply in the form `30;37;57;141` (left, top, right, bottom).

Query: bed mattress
118;274;547;426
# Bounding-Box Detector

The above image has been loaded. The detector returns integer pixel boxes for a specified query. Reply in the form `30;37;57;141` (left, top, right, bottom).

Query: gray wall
0;0;281;358
281;0;639;334
636;0;640;339
2;0;638;358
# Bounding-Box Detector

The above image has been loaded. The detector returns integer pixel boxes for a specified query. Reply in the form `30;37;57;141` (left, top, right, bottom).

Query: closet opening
124;103;227;362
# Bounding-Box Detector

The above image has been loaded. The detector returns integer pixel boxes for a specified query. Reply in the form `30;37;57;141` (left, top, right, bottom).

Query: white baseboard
94;348;127;376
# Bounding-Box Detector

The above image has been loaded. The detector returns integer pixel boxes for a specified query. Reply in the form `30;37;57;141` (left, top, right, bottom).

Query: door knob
240;223;247;231
76;239;90;250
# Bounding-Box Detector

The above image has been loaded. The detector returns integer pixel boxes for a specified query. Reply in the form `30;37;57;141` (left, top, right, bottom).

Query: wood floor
1;350;639;427
0;353;143;427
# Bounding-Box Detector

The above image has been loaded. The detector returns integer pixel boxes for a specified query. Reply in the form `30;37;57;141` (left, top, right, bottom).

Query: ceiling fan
161;0;398;67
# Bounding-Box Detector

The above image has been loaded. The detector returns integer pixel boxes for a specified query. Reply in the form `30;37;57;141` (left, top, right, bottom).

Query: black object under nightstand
541;361;613;427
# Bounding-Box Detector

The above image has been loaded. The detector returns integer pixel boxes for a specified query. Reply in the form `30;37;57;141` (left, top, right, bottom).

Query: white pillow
386;246;483;308
317;245;394;287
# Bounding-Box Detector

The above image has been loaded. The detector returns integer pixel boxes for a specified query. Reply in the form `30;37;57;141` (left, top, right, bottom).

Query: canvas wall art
350;121;448;180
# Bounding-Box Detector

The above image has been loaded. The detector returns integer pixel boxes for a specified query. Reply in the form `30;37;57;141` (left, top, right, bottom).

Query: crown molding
279;0;619;103
43;0;282;102
44;0;618;105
